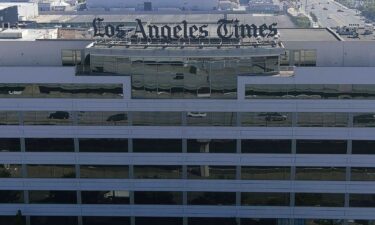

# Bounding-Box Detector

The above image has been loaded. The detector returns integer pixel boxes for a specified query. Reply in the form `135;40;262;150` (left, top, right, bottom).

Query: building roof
278;28;341;42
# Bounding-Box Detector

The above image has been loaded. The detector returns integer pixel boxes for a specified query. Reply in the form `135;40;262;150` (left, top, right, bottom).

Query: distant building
248;0;280;13
86;0;221;11
0;2;38;23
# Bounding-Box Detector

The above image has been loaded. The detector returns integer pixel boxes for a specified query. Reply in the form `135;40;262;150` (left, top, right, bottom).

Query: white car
187;112;207;118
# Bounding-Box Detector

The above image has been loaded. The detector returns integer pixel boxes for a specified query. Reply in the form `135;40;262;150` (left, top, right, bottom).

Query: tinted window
81;191;130;204
352;141;375;154
78;111;128;126
133;166;182;179
350;194;375;207
23;111;72;125
25;138;74;152
0;190;23;203
242;140;292;154
132;112;181;126
0;164;22;178
241;192;290;206
295;193;345;207
241;112;292;127
135;217;182;225
187;139;236;153
187;166;236;179
0;111;18;125
30;216;78;225
82;217;130;225
297;112;348;127
134;191;182;205
27;165;75;178
133;139;182;153
351;168;375;181
0;138;20;152
295;167;346;181
187;112;237;126
188;218;237;225
188;192;236;205
297;140;347;154
29;191;77;204
80;165;128;179
79;138;128;152
241;167;290;180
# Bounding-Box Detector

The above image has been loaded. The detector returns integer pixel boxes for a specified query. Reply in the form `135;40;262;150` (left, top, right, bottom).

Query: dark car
353;114;375;124
258;112;288;121
48;111;70;119
106;113;127;122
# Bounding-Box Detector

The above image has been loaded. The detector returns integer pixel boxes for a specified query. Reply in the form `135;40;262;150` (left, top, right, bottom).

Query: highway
299;0;365;28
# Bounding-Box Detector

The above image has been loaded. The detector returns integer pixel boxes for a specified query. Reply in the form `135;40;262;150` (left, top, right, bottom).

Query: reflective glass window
295;193;345;207
78;111;128;126
350;194;375;207
133;139;182;153
133;166;182;179
242;140;292;154
0;216;25;225
27;165;76;178
348;220;375;225
352;141;375;154
241;167;290;180
352;85;375;99
296;140;347;154
134;191;182;205
295;219;345;225
82;217;130;225
0;164;21;178
188;192;236;205
188;218;237;225
245;85;294;99
187;166;236;179
25;138;74;152
295;167;346;181
81;191;130;204
29;191;77;204
241;192;290;206
186;112;237;126
80;165;128;179
132;112;181;126
0;111;18;125
0;138;20;152
0;190;23;203
242;218;291;225
30;216;78;225
135;217;182;225
23;111;72;125
351;168;375;181
241;112;292;127
297;112;348;127
0;84;27;98
354;113;375;127
79;138;128;152
187;139;236;153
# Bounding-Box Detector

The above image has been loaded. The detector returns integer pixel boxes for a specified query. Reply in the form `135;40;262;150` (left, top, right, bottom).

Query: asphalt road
299;0;365;28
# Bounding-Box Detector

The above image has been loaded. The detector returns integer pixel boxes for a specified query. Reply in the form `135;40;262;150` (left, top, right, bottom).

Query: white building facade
0;24;375;225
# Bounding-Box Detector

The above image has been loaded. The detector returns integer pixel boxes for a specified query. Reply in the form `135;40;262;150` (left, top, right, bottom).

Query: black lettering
240;24;258;38
199;25;209;38
234;19;240;38
173;25;182;39
115;25;126;38
134;19;147;39
161;25;172;39
268;23;278;37
259;24;269;38
182;20;188;38
217;19;233;39
148;25;160;38
105;24;115;37
93;18;105;37
189;25;199;39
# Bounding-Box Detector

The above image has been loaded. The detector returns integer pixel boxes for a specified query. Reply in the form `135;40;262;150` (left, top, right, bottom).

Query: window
134;191;182;205
352;141;375;154
242;140;292;154
133;166;182;179
132;112;181;126
135;217;183;225
0;164;22;178
27;165;75;178
351;168;375;181
187;166;236;179
188;218;237;225
29;191;77;204
297;112;348;127
23;111;72;125
242;218;291;225
188;192;236;205
0;190;23;203
0;216;25;225
82;217;130;225
354;113;375;127
0;138;20;152
0;111;18;125
350;194;375;207
295;219;345;225
78;112;128;126
295;167;346;181
187;139;236;153
241;167;290;180
296;140;347;154
30;216;78;225
295;193;345;207
25;138;74;152
81;191;130;204
80;165;128;179
79;139;128;152
133;139;182;153
186;112;237;126
241;192;290;206
241;112;292;127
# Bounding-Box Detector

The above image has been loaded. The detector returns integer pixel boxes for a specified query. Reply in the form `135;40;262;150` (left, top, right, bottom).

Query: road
299;0;365;28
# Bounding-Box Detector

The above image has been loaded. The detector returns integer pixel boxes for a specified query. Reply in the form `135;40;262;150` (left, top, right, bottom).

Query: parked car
258;112;288;121
106;113;127;122
48;111;70;119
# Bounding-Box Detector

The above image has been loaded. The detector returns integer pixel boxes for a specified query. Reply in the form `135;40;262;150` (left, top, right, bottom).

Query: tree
14;210;25;225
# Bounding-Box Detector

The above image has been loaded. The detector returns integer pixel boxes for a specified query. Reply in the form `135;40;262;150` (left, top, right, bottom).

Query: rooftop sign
93;18;278;40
